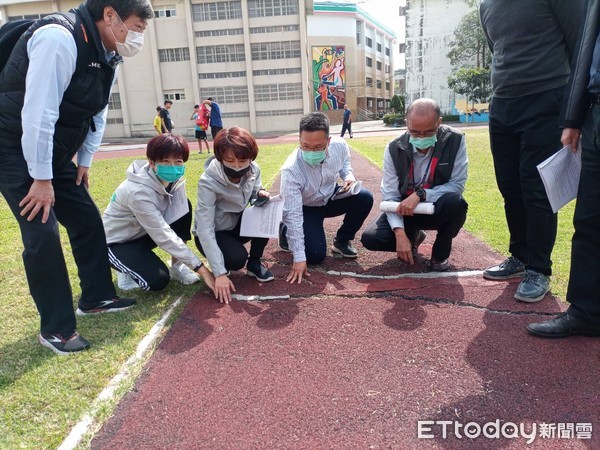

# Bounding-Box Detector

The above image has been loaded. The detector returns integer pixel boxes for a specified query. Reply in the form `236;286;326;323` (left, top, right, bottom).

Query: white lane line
233;294;291;301
58;295;185;450
326;270;484;279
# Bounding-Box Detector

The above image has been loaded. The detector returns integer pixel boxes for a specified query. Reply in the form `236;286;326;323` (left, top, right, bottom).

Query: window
254;83;302;101
199;86;249;103
376;80;382;89
366;57;373;68
386;82;391;91
192;1;242;21
108;93;121;109
251;41;301;60
376;61;382;71
256;108;303;117
250;24;299;34
367;99;373;107
196;44;245;63
158;48;190;63
365;37;372;48
248;0;299;18
222;111;250;118
8;13;47;21
356;21;363;45
154;5;176;18
377;43;382;52
106;118;124;124
253;67;302;76
199;71;247;79
366;77;373;87
196;28;243;37
385;47;390;56
164;91;186;101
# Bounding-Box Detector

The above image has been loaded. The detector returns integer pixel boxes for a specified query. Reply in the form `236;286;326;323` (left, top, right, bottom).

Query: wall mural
312;46;345;111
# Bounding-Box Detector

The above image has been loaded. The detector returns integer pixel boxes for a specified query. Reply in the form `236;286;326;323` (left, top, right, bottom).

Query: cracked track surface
92;148;600;449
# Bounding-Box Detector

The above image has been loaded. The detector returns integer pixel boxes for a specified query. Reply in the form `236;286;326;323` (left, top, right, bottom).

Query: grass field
0;129;576;448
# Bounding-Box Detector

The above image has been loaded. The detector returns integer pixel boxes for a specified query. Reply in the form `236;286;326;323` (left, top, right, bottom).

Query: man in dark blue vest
0;0;153;355
361;98;468;271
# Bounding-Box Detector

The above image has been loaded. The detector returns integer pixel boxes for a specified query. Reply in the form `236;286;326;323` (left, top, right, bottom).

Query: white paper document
536;145;581;213
240;194;284;238
379;200;435;215
331;180;362;201
163;181;189;224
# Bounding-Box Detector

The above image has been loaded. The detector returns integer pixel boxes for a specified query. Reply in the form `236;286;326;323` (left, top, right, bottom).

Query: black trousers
566;105;600;323
340;122;352;137
210;126;223;140
107;204;193;291
0;145;116;335
488;88;564;275
361;192;467;261
194;214;268;271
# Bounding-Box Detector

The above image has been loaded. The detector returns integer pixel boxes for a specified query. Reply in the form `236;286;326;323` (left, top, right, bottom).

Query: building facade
404;0;470;113
0;0;397;138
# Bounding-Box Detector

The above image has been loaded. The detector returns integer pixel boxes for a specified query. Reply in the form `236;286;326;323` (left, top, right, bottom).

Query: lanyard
412;148;435;189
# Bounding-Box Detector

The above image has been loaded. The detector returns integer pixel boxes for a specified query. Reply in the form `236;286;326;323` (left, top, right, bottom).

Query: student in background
153;106;162;135
190;104;210;154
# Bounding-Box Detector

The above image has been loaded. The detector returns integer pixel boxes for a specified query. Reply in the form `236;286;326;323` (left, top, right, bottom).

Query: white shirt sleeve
380;143;405;230
22;24;77;180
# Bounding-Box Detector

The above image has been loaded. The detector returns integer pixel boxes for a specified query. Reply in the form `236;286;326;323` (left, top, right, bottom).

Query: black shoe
411;230;426;256
527;312;600;339
39;331;91;355
76;296;136;316
246;259;274;282
483;257;525;280
332;239;358;258
278;223;290;252
428;258;449;272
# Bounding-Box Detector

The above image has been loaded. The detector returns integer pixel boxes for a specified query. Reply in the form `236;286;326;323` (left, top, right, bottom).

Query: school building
0;0;398;138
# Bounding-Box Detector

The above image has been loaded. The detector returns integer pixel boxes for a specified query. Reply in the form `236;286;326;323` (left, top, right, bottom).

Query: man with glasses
361;98;468;272
279;112;374;284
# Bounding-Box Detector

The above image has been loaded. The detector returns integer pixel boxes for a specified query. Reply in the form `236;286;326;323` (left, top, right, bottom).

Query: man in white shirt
361;99;468;271
279;112;374;283
0;0;153;355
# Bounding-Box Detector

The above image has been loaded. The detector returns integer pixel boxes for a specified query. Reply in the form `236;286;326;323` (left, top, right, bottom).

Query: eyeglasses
300;146;328;152
408;129;437;138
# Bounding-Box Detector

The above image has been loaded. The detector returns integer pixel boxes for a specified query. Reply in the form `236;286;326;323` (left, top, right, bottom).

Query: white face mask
109;11;144;57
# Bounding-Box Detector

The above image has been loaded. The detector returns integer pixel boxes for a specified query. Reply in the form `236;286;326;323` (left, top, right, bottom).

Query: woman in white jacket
103;134;215;294
194;127;273;304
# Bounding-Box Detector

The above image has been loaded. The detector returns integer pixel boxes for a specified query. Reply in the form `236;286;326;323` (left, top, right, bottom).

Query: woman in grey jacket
103;134;215;294
194;127;273;304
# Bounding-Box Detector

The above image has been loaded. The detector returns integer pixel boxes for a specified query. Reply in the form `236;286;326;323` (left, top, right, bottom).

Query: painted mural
312;46;345;111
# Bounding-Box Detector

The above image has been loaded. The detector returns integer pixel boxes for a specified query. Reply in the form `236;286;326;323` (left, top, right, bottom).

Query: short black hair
164;100;173;105
85;0;154;22
146;134;190;162
156;106;162;112
194;104;199;109
299;112;329;135
207;97;213;101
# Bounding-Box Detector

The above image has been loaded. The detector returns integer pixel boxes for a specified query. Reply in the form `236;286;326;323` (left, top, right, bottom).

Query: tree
390;94;405;115
446;9;491;70
447;67;491;115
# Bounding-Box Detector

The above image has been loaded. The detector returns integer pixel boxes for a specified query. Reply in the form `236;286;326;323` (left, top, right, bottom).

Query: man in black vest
0;0;153;355
361;98;468;271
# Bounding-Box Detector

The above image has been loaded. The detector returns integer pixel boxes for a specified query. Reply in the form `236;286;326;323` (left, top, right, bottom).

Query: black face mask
223;164;251;179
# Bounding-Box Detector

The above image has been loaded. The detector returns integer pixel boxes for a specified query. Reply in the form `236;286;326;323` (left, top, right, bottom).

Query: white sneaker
117;272;139;290
169;261;200;285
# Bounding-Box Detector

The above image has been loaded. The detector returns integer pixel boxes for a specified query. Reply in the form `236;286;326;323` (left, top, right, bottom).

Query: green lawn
0;130;577;448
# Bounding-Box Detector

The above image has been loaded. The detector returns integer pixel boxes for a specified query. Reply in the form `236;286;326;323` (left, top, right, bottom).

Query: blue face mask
301;149;327;166
409;135;437;150
155;164;185;183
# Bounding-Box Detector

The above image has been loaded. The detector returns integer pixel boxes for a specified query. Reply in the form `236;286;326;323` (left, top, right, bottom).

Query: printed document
536;145;581;213
240;194;284;238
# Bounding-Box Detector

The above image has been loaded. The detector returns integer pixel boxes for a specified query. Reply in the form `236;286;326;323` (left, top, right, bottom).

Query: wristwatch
415;188;426;202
